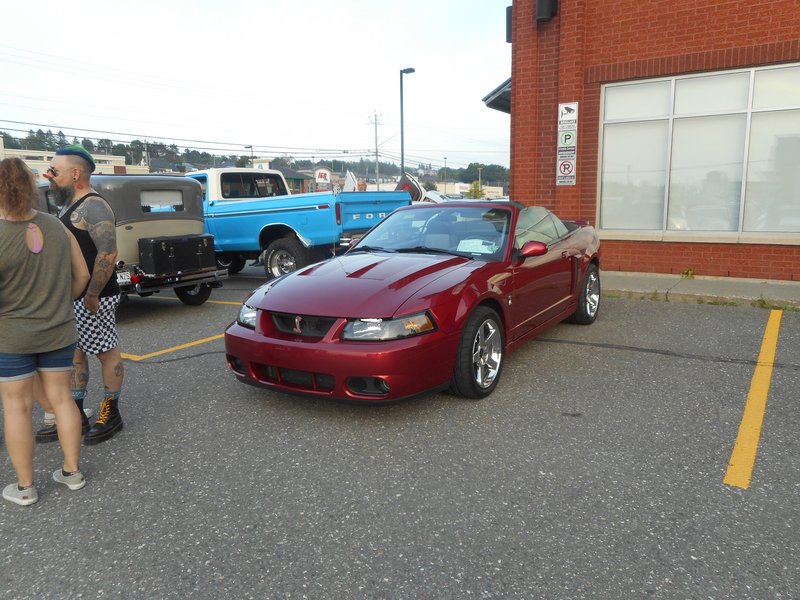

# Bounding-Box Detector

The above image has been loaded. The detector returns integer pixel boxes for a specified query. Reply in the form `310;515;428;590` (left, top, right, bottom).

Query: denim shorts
0;342;77;382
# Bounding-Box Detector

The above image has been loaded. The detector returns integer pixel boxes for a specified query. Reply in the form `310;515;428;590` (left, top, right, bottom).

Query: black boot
84;398;124;445
35;410;90;443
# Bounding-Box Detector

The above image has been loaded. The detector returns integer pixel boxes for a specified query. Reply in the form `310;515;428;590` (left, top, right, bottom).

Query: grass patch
751;296;800;312
701;297;739;306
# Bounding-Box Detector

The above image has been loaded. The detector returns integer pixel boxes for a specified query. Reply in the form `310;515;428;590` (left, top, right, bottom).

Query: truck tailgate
337;191;411;234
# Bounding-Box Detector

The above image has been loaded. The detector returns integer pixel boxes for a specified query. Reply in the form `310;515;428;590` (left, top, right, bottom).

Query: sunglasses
46;166;59;177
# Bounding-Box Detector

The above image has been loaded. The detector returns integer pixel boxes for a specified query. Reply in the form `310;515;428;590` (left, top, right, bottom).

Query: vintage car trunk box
138;234;216;275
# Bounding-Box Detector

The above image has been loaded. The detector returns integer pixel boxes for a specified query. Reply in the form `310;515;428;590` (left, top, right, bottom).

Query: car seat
423;218;454;249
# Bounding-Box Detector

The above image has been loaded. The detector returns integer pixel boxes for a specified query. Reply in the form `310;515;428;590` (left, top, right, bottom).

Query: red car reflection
225;202;600;402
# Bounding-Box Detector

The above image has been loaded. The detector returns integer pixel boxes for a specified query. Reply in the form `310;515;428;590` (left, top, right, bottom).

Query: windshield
352;205;511;260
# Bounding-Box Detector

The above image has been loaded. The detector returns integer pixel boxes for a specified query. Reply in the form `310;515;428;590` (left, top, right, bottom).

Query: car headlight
237;304;258;329
342;312;435;341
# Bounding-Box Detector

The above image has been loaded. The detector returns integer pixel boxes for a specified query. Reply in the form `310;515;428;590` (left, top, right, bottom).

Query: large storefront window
599;64;800;236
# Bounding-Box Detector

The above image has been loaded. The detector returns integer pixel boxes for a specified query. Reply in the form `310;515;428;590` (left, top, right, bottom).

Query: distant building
275;167;314;194
0;138;148;182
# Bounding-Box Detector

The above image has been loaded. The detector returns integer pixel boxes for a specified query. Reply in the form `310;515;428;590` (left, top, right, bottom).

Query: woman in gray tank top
0;158;90;506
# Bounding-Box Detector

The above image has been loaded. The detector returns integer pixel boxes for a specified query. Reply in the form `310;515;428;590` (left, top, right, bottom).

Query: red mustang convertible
225;201;600;402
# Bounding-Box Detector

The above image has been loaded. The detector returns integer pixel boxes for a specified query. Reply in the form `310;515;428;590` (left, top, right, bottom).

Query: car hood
251;252;473;317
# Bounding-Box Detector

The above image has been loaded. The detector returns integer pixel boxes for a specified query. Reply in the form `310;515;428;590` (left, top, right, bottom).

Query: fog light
347;377;390;397
227;355;246;374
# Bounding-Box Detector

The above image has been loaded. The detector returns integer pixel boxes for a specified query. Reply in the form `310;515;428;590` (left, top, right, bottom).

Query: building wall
510;0;800;280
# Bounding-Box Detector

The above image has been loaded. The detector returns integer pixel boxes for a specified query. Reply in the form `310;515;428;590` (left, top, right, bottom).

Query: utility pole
369;111;381;191
478;166;483;197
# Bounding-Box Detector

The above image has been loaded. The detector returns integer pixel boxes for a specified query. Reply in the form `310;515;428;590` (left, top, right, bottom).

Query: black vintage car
38;175;227;305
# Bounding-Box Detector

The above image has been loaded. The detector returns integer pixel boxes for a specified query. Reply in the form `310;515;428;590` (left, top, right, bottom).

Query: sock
62;469;79;477
71;388;86;411
103;389;121;403
18;484;34;491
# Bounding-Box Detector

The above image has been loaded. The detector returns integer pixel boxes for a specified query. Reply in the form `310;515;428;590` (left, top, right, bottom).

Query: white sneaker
52;469;86;491
3;483;39;506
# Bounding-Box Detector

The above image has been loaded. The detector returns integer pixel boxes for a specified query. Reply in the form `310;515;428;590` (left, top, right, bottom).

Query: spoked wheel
566;263;600;324
449;306;504;399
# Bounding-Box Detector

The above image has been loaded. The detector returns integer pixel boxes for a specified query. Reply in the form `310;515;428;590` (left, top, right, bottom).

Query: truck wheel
216;254;246;275
174;283;212;305
264;238;308;279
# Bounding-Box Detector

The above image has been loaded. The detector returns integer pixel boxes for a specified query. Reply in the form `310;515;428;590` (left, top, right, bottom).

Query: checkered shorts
74;295;120;355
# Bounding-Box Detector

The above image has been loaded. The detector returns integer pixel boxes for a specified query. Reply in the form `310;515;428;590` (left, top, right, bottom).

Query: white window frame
598;63;800;245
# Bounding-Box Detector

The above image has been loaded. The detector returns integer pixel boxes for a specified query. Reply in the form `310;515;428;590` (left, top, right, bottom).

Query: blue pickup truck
186;168;418;278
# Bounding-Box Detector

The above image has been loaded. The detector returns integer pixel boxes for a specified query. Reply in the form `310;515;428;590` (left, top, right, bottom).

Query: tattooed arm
76;196;118;313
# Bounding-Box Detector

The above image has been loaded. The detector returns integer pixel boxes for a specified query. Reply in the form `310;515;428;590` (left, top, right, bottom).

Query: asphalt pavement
0;267;798;599
603;271;800;308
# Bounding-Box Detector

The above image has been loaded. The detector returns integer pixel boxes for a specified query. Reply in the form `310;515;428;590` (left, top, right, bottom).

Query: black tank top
61;192;120;298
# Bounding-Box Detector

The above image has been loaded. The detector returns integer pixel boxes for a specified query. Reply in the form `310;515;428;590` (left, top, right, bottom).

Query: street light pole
443;157;447;195
478;166;483;197
399;67;415;176
244;145;253;167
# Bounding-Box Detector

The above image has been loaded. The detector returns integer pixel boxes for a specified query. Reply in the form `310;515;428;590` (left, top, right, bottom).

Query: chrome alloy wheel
585;269;600;318
270;250;297;276
471;318;503;389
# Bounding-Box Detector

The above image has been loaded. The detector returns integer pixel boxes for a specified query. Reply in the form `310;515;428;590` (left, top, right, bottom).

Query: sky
1;1;512;170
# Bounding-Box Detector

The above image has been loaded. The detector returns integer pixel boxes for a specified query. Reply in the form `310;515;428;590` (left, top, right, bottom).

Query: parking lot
1;267;798;599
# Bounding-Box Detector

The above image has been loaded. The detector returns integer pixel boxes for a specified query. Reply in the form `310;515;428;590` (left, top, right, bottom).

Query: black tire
449;306;504;399
566;263;600;324
215;254;246;274
174;283;212;306
263;237;308;279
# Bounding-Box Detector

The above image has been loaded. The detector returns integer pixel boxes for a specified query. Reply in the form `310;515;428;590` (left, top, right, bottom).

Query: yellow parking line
122;333;224;361
724;309;783;489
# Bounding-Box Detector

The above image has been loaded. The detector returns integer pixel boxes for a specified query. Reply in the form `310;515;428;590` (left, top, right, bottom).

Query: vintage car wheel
264;237;308;280
174;283;212;306
450;306;504;399
215;254;246;274
566;263;600;324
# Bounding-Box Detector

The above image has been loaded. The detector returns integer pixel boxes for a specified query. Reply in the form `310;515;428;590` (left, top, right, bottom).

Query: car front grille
252;363;335;392
271;312;337;338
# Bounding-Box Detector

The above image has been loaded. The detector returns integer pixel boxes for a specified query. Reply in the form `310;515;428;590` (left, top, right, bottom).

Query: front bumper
224;320;458;402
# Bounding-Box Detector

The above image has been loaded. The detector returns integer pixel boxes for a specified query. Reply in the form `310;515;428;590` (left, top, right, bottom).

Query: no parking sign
556;102;578;186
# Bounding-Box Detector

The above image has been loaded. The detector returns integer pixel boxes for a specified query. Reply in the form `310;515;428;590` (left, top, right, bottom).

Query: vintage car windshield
353;205;511;259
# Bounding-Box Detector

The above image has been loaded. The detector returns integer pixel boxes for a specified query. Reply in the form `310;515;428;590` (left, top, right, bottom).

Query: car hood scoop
257;253;470;317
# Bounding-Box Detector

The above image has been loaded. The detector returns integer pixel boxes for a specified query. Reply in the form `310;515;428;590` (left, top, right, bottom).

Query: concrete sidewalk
602;271;800;309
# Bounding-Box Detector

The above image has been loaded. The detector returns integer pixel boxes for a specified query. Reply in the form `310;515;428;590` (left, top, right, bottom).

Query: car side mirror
520;241;548;257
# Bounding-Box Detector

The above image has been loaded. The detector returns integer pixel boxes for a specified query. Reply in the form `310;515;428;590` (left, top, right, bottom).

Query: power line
0;119;372;156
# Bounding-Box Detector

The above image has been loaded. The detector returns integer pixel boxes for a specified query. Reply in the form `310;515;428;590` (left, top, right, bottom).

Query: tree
111;144;128;159
422;180;438;191
129;140;144;164
97;138;113;154
1;131;21;149
23;130;46;150
466;181;484;199
81;138;95;151
56;130;68;149
235;155;250;168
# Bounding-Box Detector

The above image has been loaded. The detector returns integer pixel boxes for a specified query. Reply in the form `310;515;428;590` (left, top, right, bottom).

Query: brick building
496;0;800;281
